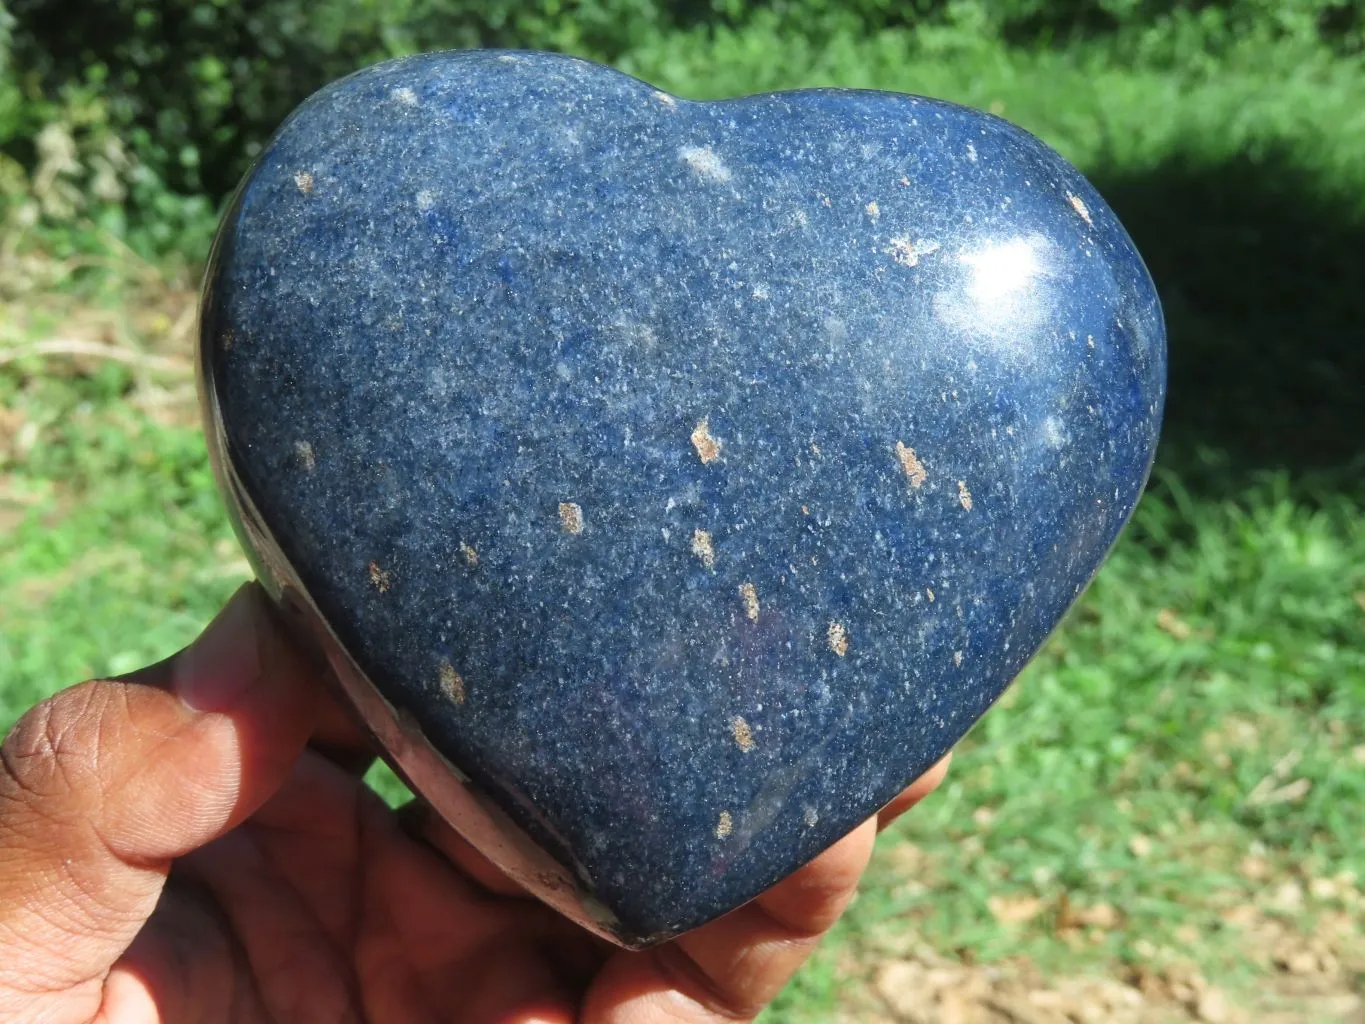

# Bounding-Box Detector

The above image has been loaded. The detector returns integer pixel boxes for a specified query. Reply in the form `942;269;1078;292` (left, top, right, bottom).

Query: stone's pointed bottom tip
201;46;1165;943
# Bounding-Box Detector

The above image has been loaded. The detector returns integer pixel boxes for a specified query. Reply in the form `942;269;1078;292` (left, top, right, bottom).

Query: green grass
0;364;241;720
3;24;1364;1022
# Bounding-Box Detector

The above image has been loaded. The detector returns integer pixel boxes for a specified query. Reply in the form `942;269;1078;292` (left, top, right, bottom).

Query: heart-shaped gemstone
199;49;1165;947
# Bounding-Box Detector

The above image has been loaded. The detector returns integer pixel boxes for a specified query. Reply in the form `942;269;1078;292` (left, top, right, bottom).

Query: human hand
0;583;948;1023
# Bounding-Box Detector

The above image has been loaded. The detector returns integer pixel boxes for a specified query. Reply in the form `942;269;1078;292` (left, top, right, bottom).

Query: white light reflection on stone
960;237;1041;305
932;235;1051;358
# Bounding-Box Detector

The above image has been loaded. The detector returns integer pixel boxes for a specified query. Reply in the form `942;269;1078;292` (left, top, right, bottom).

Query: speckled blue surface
200;49;1165;944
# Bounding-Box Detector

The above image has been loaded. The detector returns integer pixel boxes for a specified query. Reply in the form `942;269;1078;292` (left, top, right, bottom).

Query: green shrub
4;0;699;204
1;0;1362;256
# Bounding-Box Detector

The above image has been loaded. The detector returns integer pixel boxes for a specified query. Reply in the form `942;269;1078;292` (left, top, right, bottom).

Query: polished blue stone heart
199;49;1165;946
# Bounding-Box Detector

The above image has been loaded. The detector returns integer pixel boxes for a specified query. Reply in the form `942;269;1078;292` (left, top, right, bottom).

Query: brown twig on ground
0;339;191;375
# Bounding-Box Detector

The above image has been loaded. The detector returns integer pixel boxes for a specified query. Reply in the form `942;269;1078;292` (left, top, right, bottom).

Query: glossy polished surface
199;50;1165;946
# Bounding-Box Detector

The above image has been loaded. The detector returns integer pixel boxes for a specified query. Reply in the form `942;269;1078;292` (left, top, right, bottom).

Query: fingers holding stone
0;583;318;1002
878;753;952;831
578;820;873;1023
397;800;533;898
580;755;951;1024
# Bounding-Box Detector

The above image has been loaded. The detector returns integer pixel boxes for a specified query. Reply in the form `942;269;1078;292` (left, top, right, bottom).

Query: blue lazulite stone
199;49;1165;946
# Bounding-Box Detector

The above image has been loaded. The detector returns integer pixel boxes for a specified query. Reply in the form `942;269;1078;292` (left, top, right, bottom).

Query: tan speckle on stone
459;541;479;567
691;529;715;570
894;441;927;489
953;650;964;667
691;419;722;464
739;582;760;622
958;480;974;511
294;170;314;195
1068;193;1094;225
865;200;880;222
926;587;935;603
439;661;466;704
391;86;419;107
887;235;941;267
294;440;316;472
368;561;393;593
679;145;732;183
559;502;584;534
652;90;677;107
715;810;733;839
731;715;756;752
827;620;849;657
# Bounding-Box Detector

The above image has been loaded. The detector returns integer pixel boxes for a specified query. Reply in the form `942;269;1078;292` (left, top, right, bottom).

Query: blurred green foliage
1;0;1363;257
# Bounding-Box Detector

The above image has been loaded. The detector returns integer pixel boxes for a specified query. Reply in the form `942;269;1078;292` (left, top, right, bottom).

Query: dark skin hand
0;583;949;1023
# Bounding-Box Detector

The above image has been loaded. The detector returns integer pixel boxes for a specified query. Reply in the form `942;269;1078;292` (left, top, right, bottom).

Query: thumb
0;582;319;1013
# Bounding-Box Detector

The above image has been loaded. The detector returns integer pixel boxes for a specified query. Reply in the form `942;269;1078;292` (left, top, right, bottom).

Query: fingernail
174;584;264;711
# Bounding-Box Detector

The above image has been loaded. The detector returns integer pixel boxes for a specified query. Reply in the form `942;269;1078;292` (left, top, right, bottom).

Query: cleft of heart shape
198;49;1166;947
